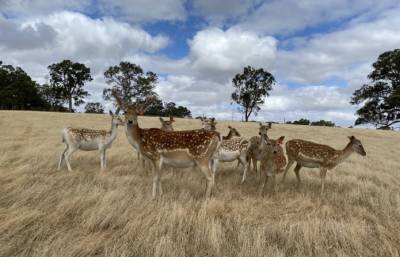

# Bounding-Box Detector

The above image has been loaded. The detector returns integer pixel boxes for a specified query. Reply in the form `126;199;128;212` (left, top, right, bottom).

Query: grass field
0;111;399;257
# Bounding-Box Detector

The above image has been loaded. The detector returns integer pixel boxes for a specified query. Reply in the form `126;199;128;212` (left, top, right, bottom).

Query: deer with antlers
113;91;221;198
57;110;124;172
282;136;366;195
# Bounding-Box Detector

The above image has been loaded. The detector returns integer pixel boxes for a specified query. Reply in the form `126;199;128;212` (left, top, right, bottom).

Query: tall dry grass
0;111;399;257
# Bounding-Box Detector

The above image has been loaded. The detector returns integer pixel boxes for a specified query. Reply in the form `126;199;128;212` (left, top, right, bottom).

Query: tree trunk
68;97;73;112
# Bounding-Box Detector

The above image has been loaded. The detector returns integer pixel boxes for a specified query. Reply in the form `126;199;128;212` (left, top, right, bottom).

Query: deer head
109;109;124;127
227;125;241;137
258;122;272;138
348;136;366;156
257;136;285;159
112;90;155;125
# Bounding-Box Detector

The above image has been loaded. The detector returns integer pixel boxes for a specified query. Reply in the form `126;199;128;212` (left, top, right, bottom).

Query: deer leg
235;160;241;170
320;168;327;196
99;148;105;171
252;157;259;178
259;167;268;196
294;164;302;188
198;162;214;198
281;158;295;183
64;147;77;172
58;144;68;171
151;161;161;199
240;155;248;184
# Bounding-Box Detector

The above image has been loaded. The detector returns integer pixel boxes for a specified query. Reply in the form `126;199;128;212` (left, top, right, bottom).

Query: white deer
58;110;124;172
113;91;221;198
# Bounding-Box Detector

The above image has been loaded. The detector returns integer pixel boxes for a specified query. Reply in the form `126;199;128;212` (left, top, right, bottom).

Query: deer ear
170;116;175;122
228;125;232;129
277;136;285;144
159;117;164;122
109;110;113;115
268;122;272;128
348;135;355;141
115;108;120;115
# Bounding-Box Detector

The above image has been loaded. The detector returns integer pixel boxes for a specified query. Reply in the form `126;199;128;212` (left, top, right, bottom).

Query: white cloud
188;27;277;81
191;0;254;26
238;0;399;35
97;0;186;22
0;0;90;17
276;8;400;84
0;16;57;50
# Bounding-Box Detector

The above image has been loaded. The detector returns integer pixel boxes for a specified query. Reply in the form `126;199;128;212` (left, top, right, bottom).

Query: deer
258;135;286;195
238;122;272;179
213;126;250;183
200;117;217;131
282;136;367;195
57;110;124;172
159;116;175;131
113;91;221;198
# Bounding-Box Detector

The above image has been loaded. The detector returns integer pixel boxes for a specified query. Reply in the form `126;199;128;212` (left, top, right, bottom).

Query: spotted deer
200;117;217;131
113;91;221;198
58;110;124;172
159;116;175;131
215;126;250;183
258;135;286;195
282;136;366;195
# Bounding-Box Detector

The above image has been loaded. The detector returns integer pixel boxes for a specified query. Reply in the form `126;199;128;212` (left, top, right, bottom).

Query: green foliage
231;66;275;122
48;60;92;112
144;97;192;118
163;102;192;118
310;120;335;127
103;62;158;107
351;49;400;128
85;102;105;114
0;61;48;110
286;118;310;125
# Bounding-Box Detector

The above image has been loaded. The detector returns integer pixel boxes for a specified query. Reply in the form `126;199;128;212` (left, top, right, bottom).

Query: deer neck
331;142;354;165
125;121;142;150
223;131;233;140
105;120;118;144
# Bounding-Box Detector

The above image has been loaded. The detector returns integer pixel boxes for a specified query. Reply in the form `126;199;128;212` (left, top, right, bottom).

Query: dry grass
0;110;399;257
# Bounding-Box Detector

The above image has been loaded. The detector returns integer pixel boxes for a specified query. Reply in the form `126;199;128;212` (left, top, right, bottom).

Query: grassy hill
0;111;399;257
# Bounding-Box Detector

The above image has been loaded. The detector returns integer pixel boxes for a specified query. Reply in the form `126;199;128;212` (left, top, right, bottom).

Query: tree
310;120;335;127
163;102;192;118
85;102;105;114
286;118;311;125
144;97;164;116
48;60;92;112
351;49;400;128
231;66;275;122
103;62;158;107
38;83;67;112
0;62;48;110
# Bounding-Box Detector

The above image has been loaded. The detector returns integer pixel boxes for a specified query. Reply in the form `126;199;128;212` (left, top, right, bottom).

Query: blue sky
1;0;400;126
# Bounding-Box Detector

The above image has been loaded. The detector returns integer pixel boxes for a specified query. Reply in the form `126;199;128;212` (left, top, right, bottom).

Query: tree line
1;48;399;128
0;60;192;117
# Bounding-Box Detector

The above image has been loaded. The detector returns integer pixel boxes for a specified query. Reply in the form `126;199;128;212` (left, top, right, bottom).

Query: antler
136;96;157;114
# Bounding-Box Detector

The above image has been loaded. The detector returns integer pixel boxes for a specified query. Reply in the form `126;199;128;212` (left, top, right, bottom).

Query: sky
1;0;400;126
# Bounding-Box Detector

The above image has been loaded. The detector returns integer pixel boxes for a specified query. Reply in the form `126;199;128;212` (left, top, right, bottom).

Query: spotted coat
138;128;220;159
